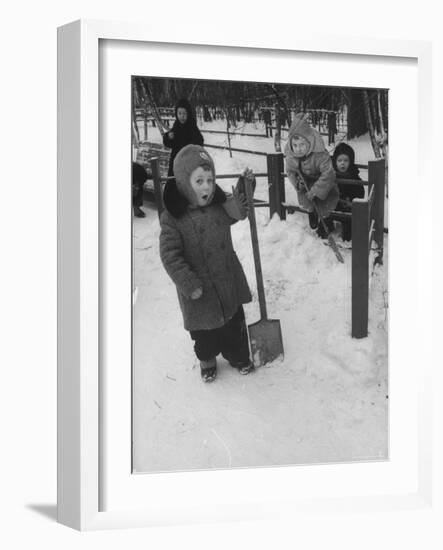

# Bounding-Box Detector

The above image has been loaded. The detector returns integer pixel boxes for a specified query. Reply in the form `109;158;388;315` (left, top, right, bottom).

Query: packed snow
132;120;388;473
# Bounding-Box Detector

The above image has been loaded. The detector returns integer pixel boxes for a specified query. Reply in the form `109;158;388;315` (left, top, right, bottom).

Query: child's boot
228;358;254;375
200;357;217;382
316;222;327;239
317;216;334;239
133;206;146;218
341;221;352;242
308;211;318;229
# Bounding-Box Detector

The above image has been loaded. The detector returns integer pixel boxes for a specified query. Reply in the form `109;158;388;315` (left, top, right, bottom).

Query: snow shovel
296;169;344;263
244;177;284;367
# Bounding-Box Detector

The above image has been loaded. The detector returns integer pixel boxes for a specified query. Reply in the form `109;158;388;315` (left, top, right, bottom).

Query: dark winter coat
159;181;251;332
331;142;365;204
162;99;204;177
132;162;148;207
284;114;339;217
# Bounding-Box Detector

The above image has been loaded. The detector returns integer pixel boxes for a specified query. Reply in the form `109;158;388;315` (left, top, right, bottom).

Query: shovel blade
248;318;284;367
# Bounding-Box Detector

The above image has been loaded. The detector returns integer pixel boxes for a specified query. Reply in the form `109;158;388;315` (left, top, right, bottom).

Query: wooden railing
148;152;386;339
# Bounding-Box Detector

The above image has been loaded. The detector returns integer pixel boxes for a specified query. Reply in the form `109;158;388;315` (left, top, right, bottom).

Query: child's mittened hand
306;189;316;201
232;186;248;216
242;167;254;182
238;192;249;214
238;168;256;197
191;287;203;300
168;131;174;139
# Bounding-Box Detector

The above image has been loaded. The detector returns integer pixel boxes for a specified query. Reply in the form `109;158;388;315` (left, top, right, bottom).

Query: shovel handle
296;169;344;263
244;177;268;320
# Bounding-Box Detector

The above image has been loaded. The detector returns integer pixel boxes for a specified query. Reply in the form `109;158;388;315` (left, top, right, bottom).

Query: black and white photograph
131;76;389;473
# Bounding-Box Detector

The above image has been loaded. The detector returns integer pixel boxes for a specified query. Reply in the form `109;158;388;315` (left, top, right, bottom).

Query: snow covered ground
132;121;388;473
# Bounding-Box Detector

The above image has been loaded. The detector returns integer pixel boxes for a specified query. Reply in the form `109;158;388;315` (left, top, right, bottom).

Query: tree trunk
377;90;388;158
274;103;282;152
132;117;140;149
225;110;232;158
188;81;198;101
143;107;148;141
362;90;381;158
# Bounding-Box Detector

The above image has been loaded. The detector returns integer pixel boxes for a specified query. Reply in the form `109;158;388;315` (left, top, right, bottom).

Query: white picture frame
57;19;433;531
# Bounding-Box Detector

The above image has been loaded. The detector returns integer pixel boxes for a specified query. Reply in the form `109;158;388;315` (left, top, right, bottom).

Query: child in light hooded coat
284;113;339;237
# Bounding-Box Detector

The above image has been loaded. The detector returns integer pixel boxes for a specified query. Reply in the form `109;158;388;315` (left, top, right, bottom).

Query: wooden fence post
371;158;386;263
352;198;369;338
267;153;286;220
151;157;164;218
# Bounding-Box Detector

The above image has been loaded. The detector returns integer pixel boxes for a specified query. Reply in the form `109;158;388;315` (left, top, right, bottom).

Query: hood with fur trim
332;142;356;166
174;98;196;125
332;142;360;180
163;179;227;218
172;144;218;207
284;113;326;159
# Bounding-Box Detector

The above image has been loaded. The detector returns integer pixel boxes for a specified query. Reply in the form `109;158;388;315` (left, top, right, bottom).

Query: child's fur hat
332;142;356;166
173;145;216;205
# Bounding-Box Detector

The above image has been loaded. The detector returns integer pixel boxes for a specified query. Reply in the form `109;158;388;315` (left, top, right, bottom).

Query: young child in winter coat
163;98;204;177
284;113;339;238
159;144;254;382
332;142;365;241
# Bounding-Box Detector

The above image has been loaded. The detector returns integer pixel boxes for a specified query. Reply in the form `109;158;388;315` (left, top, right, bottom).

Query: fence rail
204;143;268;156
201;129;268;138
146;152;386;340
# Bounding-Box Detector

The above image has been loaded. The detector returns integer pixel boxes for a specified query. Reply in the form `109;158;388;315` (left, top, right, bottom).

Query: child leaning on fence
284;113;339;238
332;142;365;241
159;145;255;383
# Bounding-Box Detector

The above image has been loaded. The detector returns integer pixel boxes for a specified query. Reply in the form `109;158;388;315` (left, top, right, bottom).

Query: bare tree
274;102;282;152
363;90;381;158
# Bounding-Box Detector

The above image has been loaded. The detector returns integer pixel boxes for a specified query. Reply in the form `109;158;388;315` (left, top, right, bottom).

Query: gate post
267;153;286;220
352;198;369;338
370;158;386;263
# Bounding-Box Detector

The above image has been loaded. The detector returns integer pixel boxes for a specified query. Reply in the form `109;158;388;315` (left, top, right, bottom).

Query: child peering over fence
332;142;365;241
284;113;339;238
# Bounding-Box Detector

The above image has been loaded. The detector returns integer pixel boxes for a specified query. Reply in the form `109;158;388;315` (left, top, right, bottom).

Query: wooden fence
351;159;386;338
147;152;386;339
263;154;386;338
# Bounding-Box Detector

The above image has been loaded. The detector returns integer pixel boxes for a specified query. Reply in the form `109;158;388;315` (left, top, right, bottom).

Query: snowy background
132;121;389;473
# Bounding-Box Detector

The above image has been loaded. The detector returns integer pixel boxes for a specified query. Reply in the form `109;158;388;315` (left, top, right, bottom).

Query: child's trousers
190;306;250;363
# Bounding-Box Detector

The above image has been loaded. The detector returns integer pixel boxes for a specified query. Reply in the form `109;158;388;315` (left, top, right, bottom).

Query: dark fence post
151;157;164;219
371;158;386;263
267;153;285;220
352;198;369;338
279;159;286;221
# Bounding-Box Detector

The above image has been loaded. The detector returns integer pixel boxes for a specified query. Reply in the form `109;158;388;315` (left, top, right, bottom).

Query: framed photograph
57;19;433;530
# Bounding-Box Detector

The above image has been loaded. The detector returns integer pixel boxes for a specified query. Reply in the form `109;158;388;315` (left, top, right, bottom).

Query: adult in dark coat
331;142;365;241
163;98;204;177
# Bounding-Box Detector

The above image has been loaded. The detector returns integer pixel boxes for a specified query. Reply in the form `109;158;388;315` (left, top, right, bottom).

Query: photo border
57;19;433;530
